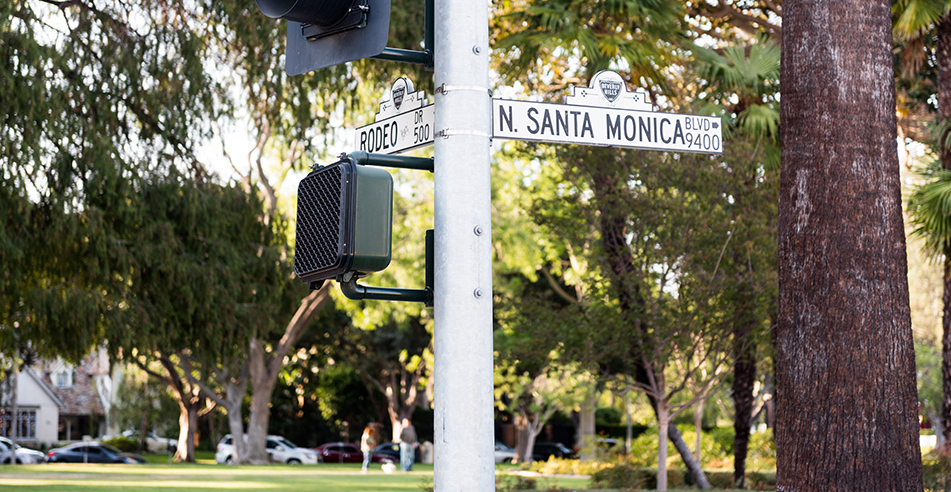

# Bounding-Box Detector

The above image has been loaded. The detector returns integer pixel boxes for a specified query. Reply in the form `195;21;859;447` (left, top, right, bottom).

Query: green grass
0;462;594;492
0;460;761;491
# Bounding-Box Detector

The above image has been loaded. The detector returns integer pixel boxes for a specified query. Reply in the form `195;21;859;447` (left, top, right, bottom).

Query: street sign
492;71;723;154
355;77;435;155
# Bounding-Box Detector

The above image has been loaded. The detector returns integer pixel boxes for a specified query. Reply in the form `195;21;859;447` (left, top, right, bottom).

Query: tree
895;0;951;450
693;38;780;488
492;1;723;486
777;0;923;488
495;360;593;463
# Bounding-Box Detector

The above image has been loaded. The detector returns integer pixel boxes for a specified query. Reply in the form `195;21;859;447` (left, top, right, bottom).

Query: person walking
360;424;379;473
398;418;417;472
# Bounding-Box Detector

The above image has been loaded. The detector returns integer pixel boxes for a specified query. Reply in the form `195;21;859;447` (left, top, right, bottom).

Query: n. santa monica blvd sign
492;71;723;154
355;77;435;155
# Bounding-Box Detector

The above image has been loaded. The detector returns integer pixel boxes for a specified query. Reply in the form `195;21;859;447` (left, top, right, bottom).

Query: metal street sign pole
433;0;494;490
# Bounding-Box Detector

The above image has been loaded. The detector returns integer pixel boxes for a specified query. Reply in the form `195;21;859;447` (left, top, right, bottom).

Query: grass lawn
0;462;592;492
0;459;761;491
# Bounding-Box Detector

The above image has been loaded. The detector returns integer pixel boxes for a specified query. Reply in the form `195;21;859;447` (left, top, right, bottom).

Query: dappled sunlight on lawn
0;478;277;489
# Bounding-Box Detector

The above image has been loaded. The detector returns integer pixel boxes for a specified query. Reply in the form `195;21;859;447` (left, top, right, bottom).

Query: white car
120;430;177;453
0;437;47;464
494;442;516;463
215;434;318;464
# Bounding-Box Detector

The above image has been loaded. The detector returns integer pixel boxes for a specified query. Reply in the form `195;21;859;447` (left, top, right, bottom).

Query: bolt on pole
433;0;494;490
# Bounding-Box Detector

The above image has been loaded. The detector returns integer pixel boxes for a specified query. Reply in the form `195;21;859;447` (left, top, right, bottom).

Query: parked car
0;437;47;464
313;442;362;463
313;442;393;464
532;442;577;461
119;430;177;453
494;442;516;463
215;434;318;464
47;442;146;464
370;442;416;463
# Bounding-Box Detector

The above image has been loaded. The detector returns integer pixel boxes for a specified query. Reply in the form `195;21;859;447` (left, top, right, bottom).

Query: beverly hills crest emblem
391;77;409;111
598;73;623;103
563;70;652;111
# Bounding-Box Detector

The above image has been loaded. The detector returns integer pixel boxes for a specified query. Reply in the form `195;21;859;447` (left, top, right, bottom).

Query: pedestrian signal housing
294;155;393;284
255;0;392;75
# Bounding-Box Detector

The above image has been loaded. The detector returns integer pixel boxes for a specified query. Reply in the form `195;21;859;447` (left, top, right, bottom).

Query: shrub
590;463;654;490
923;454;951;492
528;457;612;476
710;426;735;456
496;475;537;491
102;436;137;453
747;471;777;490
746;430;776;471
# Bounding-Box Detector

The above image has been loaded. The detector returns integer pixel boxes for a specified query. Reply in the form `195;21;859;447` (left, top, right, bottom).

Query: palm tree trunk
937;14;951;454
942;256;951;448
777;0;923;488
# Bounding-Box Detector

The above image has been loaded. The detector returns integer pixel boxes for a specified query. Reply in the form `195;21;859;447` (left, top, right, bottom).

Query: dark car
532;442;576;461
314;442;362;463
313;442;393;464
371;442;419;463
48;442;146;464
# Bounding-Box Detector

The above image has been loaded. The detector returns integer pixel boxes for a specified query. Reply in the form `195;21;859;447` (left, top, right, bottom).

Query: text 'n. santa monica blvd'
492;99;722;154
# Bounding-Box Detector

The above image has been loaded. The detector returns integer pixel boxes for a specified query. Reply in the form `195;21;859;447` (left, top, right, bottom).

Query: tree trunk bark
942;257;951;448
244;285;331;464
694;399;703;460
937;15;951;452
512;412;531;464
777;0;923;488
657;405;669;492
732;296;757;489
668;423;710;489
578;394;597;461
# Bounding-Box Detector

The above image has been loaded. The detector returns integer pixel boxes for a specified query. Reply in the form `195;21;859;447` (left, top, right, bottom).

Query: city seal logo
589;71;627;105
392;82;406;110
599;79;622;103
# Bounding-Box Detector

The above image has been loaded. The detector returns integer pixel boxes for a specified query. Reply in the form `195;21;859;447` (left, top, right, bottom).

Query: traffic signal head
294;155;393;284
255;0;392;75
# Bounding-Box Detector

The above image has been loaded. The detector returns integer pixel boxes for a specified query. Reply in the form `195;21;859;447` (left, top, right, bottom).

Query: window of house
52;366;75;388
0;409;37;440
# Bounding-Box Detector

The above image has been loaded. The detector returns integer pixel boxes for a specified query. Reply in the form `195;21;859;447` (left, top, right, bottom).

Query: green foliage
529;457;613;476
110;365;179;439
590;463;658;490
102;437;138;453
922;453;951;492
746;430;776;472
497;474;539;491
492;0;686;93
908;168;951;258
892;0;950;40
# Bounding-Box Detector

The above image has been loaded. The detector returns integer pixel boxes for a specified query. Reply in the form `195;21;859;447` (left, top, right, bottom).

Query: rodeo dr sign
355;77;435;155
492;71;723;154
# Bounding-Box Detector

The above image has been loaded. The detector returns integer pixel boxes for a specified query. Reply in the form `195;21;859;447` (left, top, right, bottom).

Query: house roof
17;367;64;409
38;359;105;416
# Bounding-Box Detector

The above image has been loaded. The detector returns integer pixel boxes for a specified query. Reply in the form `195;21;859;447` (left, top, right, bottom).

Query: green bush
923;454;951;492
710;426;735;456
747;471;777;490
703;470;736;489
625;426;732;469
527;457;612;476
496;474;537;491
590;463;654;490
746;430;776;471
102;436;137;453
588;464;695;490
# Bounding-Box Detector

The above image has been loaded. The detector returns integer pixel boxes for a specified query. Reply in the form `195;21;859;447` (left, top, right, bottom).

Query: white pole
433;0;494;491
